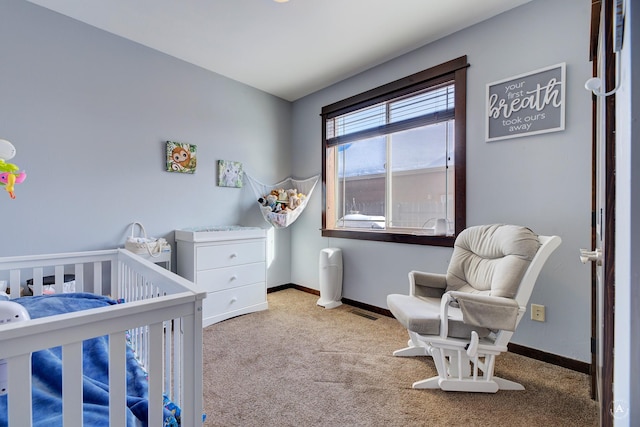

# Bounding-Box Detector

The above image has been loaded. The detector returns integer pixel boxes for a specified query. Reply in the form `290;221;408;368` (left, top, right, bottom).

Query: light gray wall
291;0;593;362
0;1;292;286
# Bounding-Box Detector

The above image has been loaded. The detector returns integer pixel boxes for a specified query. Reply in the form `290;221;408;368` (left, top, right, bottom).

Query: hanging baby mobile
246;174;319;228
0;139;26;199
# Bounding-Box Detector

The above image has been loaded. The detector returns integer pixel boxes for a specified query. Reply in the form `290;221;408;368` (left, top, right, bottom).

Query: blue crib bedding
0;293;179;427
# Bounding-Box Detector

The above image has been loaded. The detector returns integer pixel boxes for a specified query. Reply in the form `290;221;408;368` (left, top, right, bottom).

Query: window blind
326;83;454;146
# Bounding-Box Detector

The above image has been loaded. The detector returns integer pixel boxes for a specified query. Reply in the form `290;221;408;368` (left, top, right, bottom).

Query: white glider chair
387;224;561;393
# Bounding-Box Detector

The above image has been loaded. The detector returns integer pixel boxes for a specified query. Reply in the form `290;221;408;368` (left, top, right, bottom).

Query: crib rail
0;249;206;427
0;249;117;298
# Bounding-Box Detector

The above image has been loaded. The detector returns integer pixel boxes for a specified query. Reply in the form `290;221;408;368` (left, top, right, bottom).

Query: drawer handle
230;275;238;281
230;297;237;304
230;253;238;259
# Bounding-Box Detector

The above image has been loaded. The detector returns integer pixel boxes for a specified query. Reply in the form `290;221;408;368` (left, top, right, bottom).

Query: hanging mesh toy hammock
246;174;319;228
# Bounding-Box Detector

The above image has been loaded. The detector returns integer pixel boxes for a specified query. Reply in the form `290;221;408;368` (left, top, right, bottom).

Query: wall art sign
486;63;565;142
217;160;243;188
166;141;197;173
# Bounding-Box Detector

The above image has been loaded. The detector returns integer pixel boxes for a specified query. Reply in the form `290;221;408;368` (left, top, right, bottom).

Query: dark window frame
321;56;468;247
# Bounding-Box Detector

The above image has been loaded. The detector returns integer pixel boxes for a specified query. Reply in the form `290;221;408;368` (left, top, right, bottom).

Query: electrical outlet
531;304;545;322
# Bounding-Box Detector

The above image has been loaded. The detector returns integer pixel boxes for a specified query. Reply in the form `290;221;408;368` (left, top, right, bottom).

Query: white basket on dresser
175;226;268;327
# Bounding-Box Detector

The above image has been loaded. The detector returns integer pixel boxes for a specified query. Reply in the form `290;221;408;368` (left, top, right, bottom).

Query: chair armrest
408;270;447;298
448;291;520;331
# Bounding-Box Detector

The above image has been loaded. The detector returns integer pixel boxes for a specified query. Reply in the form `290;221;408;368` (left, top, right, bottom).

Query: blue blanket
0;293;178;427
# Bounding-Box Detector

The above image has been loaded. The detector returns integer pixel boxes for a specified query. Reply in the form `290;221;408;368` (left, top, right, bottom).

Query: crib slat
74;263;84;292
148;322;163;427
108;331;126;427
111;259;119;300
164;320;172;394
54;265;64;294
173;317;183;402
32;267;44;296
7;354;32;426
62;342;83;426
8;270;20;299
181;313;200;427
94;261;103;296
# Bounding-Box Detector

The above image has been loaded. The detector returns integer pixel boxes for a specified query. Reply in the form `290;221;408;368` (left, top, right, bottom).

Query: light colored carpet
202;289;598;426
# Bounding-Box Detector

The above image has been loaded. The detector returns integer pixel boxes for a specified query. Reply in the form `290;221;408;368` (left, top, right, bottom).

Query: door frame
588;1;615;425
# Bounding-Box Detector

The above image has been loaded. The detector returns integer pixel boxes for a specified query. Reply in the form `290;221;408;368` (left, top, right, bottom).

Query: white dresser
175;226;267;327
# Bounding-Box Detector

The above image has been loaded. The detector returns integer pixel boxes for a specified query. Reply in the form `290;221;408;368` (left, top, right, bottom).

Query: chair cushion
387;294;490;339
445;224;540;298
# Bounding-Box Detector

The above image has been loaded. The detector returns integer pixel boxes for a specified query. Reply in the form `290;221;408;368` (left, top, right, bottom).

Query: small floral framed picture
217;160;243;188
166;141;197;173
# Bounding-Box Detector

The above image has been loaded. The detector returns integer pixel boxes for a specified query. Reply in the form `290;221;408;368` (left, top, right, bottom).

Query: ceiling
27;0;533;101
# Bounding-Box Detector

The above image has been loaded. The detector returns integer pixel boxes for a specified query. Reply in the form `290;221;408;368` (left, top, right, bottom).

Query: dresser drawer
202;282;266;320
196;241;264;270
196;262;265;292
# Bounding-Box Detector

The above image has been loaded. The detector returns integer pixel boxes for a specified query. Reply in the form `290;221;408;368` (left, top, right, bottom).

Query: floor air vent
350;310;378;321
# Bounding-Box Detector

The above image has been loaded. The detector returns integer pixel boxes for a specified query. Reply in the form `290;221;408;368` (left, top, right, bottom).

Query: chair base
392;335;525;393
412;376;524;393
392;345;427;357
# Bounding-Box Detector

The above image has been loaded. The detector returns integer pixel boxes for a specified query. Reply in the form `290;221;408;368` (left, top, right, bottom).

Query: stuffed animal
260;188;308;214
265;194;280;212
287;188;301;210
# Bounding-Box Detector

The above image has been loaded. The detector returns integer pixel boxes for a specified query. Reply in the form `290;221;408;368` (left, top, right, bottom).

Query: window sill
321;229;455;247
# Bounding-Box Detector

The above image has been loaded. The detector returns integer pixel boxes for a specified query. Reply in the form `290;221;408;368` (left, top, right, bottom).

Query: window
321;56;467;246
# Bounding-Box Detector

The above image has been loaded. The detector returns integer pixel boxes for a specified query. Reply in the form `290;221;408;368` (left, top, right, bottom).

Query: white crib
0;249;206;426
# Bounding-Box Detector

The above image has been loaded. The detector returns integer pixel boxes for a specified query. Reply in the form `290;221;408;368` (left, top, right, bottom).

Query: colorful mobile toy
0;139;26;199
